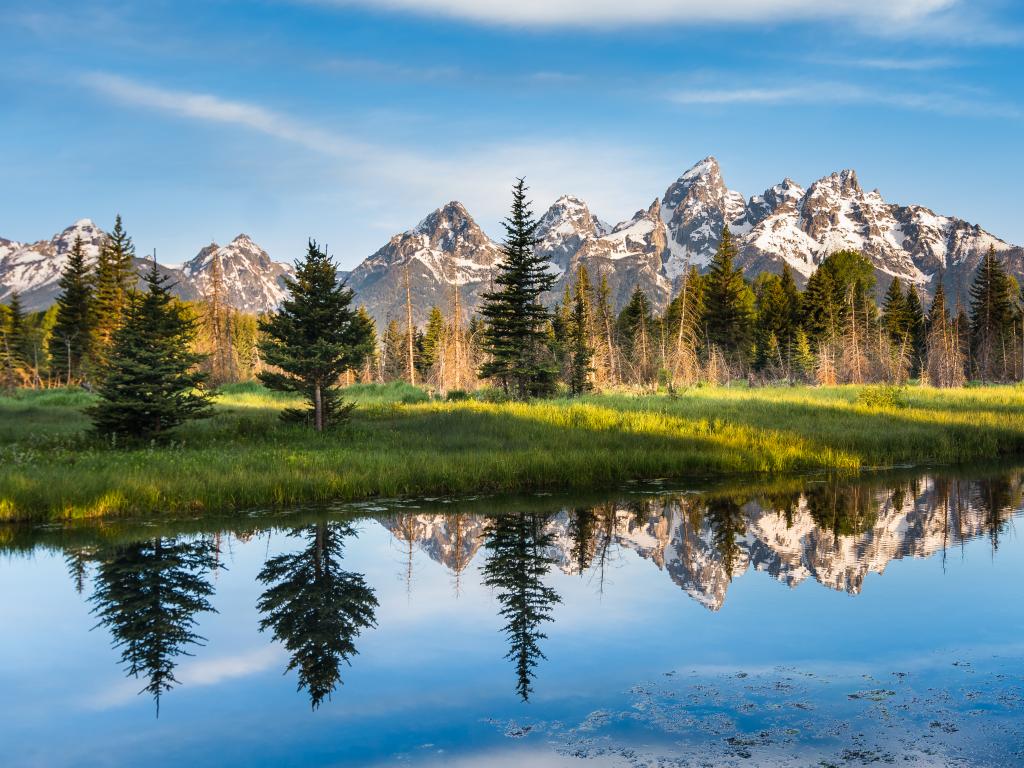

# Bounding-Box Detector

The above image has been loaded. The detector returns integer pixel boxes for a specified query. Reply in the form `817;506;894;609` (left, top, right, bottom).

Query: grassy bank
3;381;1024;522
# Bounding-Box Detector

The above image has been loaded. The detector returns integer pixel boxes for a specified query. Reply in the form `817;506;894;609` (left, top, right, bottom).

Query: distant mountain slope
4;159;1020;319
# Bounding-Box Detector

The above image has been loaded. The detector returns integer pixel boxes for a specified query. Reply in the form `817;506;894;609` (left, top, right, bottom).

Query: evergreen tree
753;271;797;374
702;226;754;368
90;536;219;714
381;319;407;382
89;261;213;442
663;265;704;386
4;291;30;366
419;305;447;375
259;240;372;430
567;268;593;395
969;246;1016;381
881;278;910;345
792;327;816;383
355;306;379;382
479;179;557;398
49;236;95;385
92;215;137;363
616;285;655;385
482;512;561;701
593;270;618;386
257;522;378;709
926;282;965;387
905;287;926;375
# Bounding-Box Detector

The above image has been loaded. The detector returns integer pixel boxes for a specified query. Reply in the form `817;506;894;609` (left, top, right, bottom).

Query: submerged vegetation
4;381;1024;522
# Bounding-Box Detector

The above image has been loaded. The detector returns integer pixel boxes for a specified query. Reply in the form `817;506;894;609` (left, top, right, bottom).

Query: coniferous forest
5;184;1024;520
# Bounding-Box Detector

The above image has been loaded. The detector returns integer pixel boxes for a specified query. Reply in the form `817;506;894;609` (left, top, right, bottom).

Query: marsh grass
2;382;1024;522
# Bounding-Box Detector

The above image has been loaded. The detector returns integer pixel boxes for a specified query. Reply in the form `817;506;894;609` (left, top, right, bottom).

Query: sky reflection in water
1;466;1022;767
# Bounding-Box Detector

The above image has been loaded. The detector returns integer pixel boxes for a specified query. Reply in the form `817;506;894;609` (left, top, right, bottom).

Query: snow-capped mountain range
371;474;1016;612
0;221;291;313
4;157;1021;321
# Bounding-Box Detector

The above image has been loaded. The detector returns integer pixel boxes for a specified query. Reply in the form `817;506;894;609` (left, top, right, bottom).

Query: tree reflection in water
89;536;219;715
257;521;378;709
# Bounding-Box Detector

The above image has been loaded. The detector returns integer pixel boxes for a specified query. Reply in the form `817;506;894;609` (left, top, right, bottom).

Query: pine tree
90;536;219;714
567;267;593;395
419;305;446;376
49;236;95;385
482;512;561;701
792;327;816;383
381;319;407;382
881;278;910;346
257;522;378;709
4;291;30;366
593;270;618;386
89;260;213;442
616;285;655;386
259;240;372;430
753;271;797;376
664;265;704;386
479;179;557;398
969;246;1016;382
905;287;926;376
355;306;378;383
702;226;754;370
92;215;137;364
926;282;965;388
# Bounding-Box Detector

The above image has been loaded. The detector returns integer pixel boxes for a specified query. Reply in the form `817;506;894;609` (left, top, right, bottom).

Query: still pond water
2;465;1023;767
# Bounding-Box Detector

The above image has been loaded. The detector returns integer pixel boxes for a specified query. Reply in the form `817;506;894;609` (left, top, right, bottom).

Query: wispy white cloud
78;71;668;250
668;80;1022;119
823;56;959;71
83;646;283;710
307;0;956;27
81;72;371;159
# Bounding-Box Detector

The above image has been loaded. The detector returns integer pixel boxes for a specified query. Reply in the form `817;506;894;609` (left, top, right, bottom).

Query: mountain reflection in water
2;465;1022;767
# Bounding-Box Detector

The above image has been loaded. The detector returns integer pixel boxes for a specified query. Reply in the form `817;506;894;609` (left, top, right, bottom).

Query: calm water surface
2;466;1023;767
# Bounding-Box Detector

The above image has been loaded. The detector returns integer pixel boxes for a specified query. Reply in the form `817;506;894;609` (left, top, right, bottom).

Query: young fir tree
259;240;372;431
479;179;557;398
89;536;219;715
89;260;213;442
482;511;561;702
257;522;378;710
381;318;407;382
881;278;910;344
925;282;965;388
792;328;816;383
419;305;447;376
567;267;594;395
702;226;754;368
969;246;1016;382
4;291;30;367
905;287;926;375
49;235;95;385
753;272;797;374
616;285;655;386
92;215;137;363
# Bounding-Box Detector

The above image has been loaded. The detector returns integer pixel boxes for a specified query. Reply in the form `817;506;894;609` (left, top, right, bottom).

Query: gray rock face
5;158;1021;318
181;234;293;313
0;221;289;313
344;201;503;328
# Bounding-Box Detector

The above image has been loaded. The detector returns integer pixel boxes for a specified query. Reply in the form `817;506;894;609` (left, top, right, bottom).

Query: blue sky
2;0;1022;268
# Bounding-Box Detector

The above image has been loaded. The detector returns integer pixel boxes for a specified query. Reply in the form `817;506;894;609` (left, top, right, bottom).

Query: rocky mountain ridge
5;158;1021;321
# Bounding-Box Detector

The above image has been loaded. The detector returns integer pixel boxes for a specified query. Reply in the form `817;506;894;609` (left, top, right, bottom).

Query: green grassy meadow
2;381;1024;522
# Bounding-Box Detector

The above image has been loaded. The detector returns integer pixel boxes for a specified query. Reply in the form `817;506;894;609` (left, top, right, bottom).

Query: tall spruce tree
905;288;926;375
567;267;593;395
482;511;561;701
419;305;447;375
702;226;754;367
380;318;407;382
49;235;95;385
92;215;137;362
969;246;1016;382
479;179;557;398
259;240;372;430
89;260;213;442
257;522;378;709
616;285;655;386
4;291;30;367
881;278;911;345
90;536;219;714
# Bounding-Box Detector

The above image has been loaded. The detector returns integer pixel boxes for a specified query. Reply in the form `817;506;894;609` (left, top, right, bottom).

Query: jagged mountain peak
536;194;610;271
410;200;476;235
678;155;722;182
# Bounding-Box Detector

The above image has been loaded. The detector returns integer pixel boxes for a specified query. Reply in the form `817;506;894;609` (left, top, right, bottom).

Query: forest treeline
3;190;1023;405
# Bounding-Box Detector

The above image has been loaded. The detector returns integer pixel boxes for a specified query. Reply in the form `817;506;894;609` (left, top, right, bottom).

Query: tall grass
2;382;1024;522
